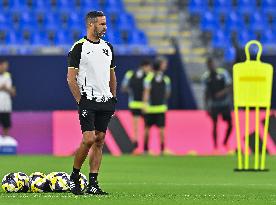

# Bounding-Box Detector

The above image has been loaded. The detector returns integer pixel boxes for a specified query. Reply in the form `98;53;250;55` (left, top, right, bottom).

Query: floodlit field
1;155;276;205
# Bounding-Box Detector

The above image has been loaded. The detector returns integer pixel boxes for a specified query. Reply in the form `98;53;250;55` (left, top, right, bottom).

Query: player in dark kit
143;56;171;155
202;57;233;153
121;60;152;152
67;11;117;195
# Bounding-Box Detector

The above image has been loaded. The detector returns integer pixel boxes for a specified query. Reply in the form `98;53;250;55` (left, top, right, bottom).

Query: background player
143;56;171;155
202;57;233;153
121;59;152;153
0;59;16;142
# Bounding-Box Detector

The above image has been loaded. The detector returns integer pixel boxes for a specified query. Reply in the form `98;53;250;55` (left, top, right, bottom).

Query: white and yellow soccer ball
29;172;51;193
48;172;70;192
17;172;30;192
1;172;29;193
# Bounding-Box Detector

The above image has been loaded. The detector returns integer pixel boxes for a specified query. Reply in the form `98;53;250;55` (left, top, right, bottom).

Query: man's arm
164;76;171;99
142;87;150;113
67;68;81;104
121;70;133;93
0;85;16;97
109;69;117;97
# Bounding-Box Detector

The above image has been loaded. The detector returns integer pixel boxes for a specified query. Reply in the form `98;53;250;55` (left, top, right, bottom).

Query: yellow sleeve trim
70;38;86;51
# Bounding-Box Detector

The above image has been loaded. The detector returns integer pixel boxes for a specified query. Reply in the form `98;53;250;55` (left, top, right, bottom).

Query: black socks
89;173;98;184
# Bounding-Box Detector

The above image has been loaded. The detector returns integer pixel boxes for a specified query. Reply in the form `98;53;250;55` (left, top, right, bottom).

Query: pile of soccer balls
1;172;87;193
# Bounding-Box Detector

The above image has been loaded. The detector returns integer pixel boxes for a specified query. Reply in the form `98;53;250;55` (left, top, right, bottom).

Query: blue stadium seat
0;12;7;26
56;31;71;45
213;0;232;13
44;12;61;29
119;13;136;29
105;31;122;44
131;30;148;45
236;0;256;15
200;11;220;32
188;0;207;15
80;0;100;11
211;30;231;49
262;0;276;10
20;12;39;29
6;30;20;44
248;12;269;33
98;0;123;10
224;46;236;62
224;11;245;33
261;30;274;44
238;30;256;47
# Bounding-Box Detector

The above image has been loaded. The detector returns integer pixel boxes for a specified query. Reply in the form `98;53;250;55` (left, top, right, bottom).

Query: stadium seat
200;11;220;32
188;0;207;15
236;0;256;15
211;30;231;49
224;46;236;62
80;0;100;11
213;0;232;13
248;12;269;33
262;0;276;13
224;11;245;33
131;30;148;45
238;30;256;47
261;30;274;44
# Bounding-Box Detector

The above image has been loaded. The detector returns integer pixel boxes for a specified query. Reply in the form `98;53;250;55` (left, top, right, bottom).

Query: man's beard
94;28;105;38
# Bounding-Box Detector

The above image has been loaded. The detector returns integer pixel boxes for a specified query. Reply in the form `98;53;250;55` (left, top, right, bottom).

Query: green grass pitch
1;155;276;205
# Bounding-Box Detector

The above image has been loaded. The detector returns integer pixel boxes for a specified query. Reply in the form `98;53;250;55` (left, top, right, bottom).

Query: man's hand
215;90;226;98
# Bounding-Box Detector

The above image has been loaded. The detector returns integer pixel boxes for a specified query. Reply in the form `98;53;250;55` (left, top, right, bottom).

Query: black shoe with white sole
70;174;84;195
86;181;108;195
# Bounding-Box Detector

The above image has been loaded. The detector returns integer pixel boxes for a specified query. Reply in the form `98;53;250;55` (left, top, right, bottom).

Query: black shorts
130;109;143;116
210;106;232;122
144;113;165;127
0;113;11;129
78;97;115;133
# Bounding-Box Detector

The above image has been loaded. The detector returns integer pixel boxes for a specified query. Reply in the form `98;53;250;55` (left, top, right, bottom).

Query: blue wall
4;54;197;111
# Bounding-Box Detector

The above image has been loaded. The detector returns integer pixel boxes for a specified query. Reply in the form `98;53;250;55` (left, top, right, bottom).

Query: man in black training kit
121;59;152;153
143;56;171;155
202;57;232;153
67;11;117;195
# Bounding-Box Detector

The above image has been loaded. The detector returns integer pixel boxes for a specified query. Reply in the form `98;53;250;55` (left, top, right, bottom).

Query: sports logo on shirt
81;110;88;118
102;49;109;56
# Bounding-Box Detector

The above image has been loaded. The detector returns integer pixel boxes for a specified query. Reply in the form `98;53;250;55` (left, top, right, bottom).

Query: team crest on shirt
82;110;88;118
102;49;109;56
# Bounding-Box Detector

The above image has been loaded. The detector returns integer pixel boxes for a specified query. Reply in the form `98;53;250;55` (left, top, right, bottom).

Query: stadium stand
0;0;154;54
188;0;276;63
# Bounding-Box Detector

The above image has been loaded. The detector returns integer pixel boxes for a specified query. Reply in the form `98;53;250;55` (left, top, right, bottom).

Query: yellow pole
254;107;259;170
245;107;250;170
234;106;242;169
261;107;270;170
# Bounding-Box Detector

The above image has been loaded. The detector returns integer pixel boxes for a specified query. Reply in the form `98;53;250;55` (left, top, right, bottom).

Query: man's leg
144;126;150;153
159;127;165;153
212;117;218;151
223;110;233;149
73;131;96;169
133;115;140;148
89;131;105;173
86;104;114;195
70;131;96;195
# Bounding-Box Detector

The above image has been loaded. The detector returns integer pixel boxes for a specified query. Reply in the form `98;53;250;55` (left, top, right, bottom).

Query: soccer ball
78;173;88;192
17;172;30;192
48;172;70;192
29;172;51;193
1;172;29;193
